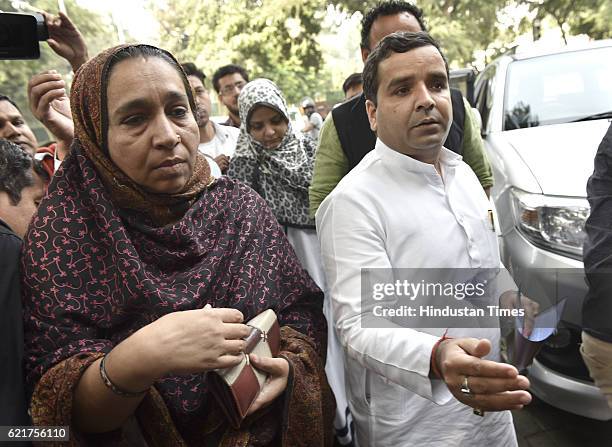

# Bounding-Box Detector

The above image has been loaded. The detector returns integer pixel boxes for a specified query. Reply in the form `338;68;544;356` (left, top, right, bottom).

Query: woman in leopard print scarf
228;78;315;228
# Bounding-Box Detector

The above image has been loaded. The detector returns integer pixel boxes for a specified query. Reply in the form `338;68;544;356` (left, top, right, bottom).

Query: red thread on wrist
430;330;452;379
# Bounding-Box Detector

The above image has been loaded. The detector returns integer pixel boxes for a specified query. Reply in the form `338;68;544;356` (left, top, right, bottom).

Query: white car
473;39;612;420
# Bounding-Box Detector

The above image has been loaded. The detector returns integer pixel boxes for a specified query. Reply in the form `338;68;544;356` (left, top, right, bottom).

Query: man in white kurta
316;32;529;446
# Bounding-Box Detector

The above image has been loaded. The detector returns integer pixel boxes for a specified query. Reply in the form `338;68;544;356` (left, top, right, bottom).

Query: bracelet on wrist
430;330;453;379
99;354;150;398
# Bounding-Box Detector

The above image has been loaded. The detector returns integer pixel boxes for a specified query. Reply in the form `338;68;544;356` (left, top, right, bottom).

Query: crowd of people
1;1;610;446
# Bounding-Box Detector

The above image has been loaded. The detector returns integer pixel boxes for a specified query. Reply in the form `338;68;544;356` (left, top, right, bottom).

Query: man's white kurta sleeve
316;190;451;404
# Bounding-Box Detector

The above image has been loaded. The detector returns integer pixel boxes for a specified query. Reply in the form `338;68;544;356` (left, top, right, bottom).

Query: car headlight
510;188;589;259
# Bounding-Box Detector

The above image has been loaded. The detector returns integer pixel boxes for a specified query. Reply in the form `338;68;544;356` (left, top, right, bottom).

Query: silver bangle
99;354;150;398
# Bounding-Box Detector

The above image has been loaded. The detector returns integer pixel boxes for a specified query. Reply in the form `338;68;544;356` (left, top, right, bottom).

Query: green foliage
151;0;328;103
4;0;609;123
562;0;612;40
333;0;511;67
421;0;510;66
520;0;603;43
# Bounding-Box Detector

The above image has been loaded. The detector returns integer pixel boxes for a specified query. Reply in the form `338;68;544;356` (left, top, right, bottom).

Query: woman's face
106;57;200;194
248;105;288;150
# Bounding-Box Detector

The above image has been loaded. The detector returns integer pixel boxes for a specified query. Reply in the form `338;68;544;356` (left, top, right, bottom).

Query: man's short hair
360;1;427;50
212;64;249;93
0;139;34;205
342;73;363;95
0;94;21;112
362;32;449;106
181;62;207;86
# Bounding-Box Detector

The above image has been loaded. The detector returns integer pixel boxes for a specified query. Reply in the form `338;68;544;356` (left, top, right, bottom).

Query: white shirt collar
375;138;462;174
211;121;227;143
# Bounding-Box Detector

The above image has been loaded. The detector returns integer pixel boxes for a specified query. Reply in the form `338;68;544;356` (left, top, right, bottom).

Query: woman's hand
246;354;290;415
140;306;251;378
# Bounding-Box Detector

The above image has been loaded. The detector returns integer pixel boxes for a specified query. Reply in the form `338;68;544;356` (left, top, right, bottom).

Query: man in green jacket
309;1;493;217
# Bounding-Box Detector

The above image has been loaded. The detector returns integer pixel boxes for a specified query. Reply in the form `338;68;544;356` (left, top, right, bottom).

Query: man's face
187;75;211;128
365;46;452;160
345;83;363;100
361;12;423;62
304;105;315;117
0;170;45;238
217;73;247;116
0;100;38;155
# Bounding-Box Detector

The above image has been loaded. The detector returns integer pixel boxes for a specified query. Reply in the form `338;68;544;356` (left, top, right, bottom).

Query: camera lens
33;13;49;41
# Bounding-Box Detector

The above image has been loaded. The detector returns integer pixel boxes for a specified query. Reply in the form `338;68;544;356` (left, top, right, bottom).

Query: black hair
212;64;249;93
360;1;427;50
342;73;363;95
362;32;449;106
0;139;34;205
181;62;207;86
0;94;21;112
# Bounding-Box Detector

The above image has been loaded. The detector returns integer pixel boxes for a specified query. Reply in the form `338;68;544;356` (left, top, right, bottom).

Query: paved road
513;396;612;446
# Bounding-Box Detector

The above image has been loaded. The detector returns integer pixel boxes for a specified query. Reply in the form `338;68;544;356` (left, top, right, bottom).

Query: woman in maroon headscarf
21;44;334;446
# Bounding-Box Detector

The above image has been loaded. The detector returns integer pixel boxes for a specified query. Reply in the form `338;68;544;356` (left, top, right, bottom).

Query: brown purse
208;309;281;428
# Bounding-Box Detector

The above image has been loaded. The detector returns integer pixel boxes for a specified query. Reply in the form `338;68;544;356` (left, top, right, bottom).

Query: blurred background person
0;93;70;178
182;62;238;174
0;95;41;157
301;97;323;142
228;79;322;286
212;64;249;128
342;73;363;101
0;141;47;428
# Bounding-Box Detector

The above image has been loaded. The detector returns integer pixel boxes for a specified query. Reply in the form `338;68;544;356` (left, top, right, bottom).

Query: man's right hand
435;337;532;412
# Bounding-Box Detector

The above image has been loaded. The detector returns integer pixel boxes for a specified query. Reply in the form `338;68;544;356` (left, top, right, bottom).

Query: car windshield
503;46;612;130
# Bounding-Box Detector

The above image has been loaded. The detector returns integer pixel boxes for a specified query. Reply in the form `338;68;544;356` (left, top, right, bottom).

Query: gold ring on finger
460;375;473;396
